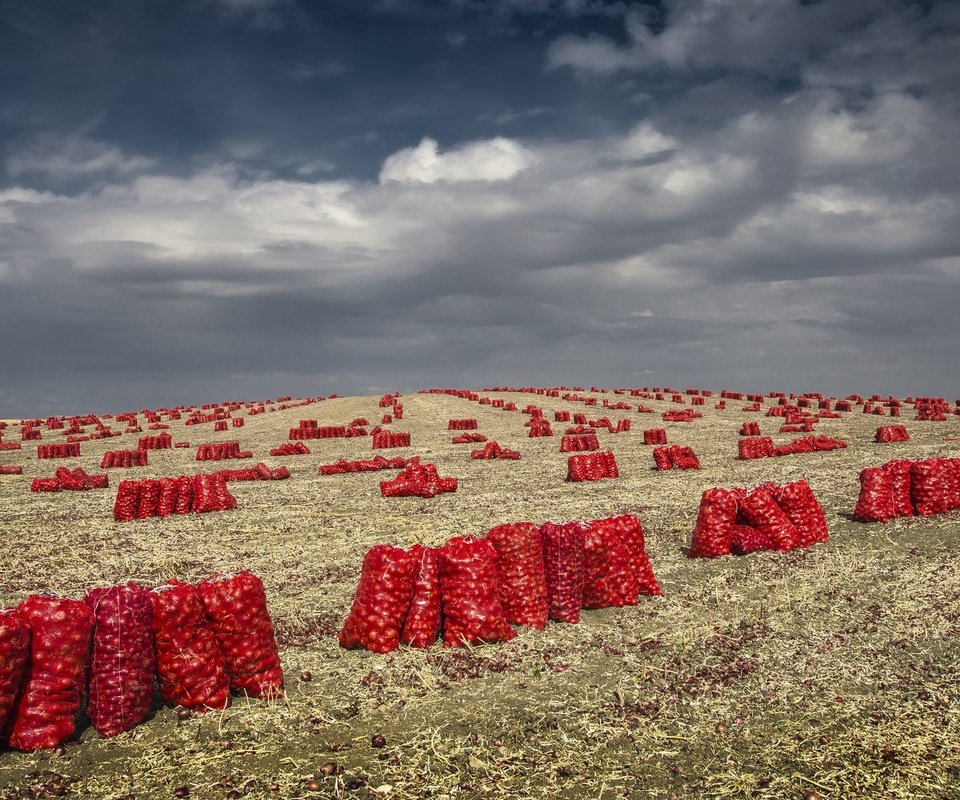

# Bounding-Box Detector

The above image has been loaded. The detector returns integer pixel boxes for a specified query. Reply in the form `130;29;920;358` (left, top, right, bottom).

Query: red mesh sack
113;480;140;521
602;514;661;596
739;487;798;551
582;520;637;608
437;537;516;647
485;523;548;630
652;447;673;471
883;459;914;518
730;524;774;555
157;478;179;517
4;596;94;751
400;545;441;648
0;610;30;734
84;583;155;737
688;488;739;558
30;478;60;493
339;545;417;654
151;581;230;711
774;480;829;547
198;572;285;699
945;458;960;511
538;522;585;624
137;479;161;519
854;467;896;522
911;459;948;517
174;475;194;514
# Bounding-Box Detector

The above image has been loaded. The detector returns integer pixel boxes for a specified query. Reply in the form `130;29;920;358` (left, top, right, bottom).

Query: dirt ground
1;389;959;800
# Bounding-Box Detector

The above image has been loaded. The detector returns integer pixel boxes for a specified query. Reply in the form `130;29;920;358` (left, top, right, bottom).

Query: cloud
6;134;155;181
289;61;348;79
378;136;536;184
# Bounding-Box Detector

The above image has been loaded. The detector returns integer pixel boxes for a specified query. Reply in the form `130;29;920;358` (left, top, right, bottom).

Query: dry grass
1;392;959;799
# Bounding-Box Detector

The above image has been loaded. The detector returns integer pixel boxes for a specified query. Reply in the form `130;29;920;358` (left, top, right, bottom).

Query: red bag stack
113;480;140;521
643;428;667;445
4;596;94;751
339;545;417;654
437;537;516;647
774;480;829;546
400;545;441;648
151;581;231;711
567;451;618;482
486;523;548;630
738;436;777;460
199;572;285;698
84;584;156;737
739;487;799;551
911;458;948;517
884;459;914;518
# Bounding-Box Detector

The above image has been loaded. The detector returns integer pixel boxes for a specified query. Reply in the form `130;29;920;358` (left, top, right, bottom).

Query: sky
1;0;959;416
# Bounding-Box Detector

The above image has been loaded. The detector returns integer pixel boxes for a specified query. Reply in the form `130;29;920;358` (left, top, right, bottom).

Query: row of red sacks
380;462;457;498
31;467;109;492
137;434;172;450
372;431;411;449
36;443;81;459
652;446;701;471
320;456;415;475
560;433;600;452
269;441;311;456
567;451;619;482
643;428;668;445
196;442;252;461
689;480;829;558
528;421;554;437
0;465;23;474
102;449;148;468
0;572;283;751
471;441;521;460
854;457;960;522
114;474;238;521
738;435;847;460
448;419;478;430
662;410;702;422
339;514;662;653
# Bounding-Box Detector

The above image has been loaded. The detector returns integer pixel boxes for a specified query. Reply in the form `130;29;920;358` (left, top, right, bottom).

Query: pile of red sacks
101;450;148;468
875;425;910;443
560;432;600;452
740;422;761;437
0;572;283;752
289;423;347;440
196;442;253;461
319;455;414;475
269;441;310;456
218;463;290;482
113;473;237;521
36;443;81;459
448;419;478;430
372;431;411;449
652;445;701;471
643;428;668;445
137;433;172;450
662;410;701;422
471;441;521;460
380;462;457;498
738;435;846;460
854;457;960;522
31;467;109;492
0;465;23;474
339;514;661;653
527;420;554;437
567;451;619;482
688;480;829;558
452;433;487;444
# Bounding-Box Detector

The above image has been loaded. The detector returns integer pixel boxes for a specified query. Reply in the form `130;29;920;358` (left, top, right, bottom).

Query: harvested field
1;390;959;799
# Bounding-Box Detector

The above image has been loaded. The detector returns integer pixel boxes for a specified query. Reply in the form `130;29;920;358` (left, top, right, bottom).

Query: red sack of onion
0;610;30;734
437;537;516;647
198;572;284;699
400;545;441;648
151;580;230;711
582;519;638;608
84;583;155;737
883;459;914;518
485;522;548;630
739;487;798;551
137;479;161;519
601;514;661;595
174;475;194;514
113;479;140;522
731;524;774;555
4;596;94;751
854;467;896;522
688;488;738;558
774;480;829;547
339;545;416;654
911;458;948;517
538;522;585;624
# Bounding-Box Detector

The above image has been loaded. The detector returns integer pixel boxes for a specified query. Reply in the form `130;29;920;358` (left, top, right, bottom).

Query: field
1;390;959;800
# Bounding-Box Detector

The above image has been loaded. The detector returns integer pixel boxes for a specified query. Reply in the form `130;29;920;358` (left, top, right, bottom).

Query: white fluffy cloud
379;136;536;184
7;133;155;180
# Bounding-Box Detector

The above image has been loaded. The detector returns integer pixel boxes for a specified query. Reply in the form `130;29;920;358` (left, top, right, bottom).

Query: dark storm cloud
0;0;959;416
